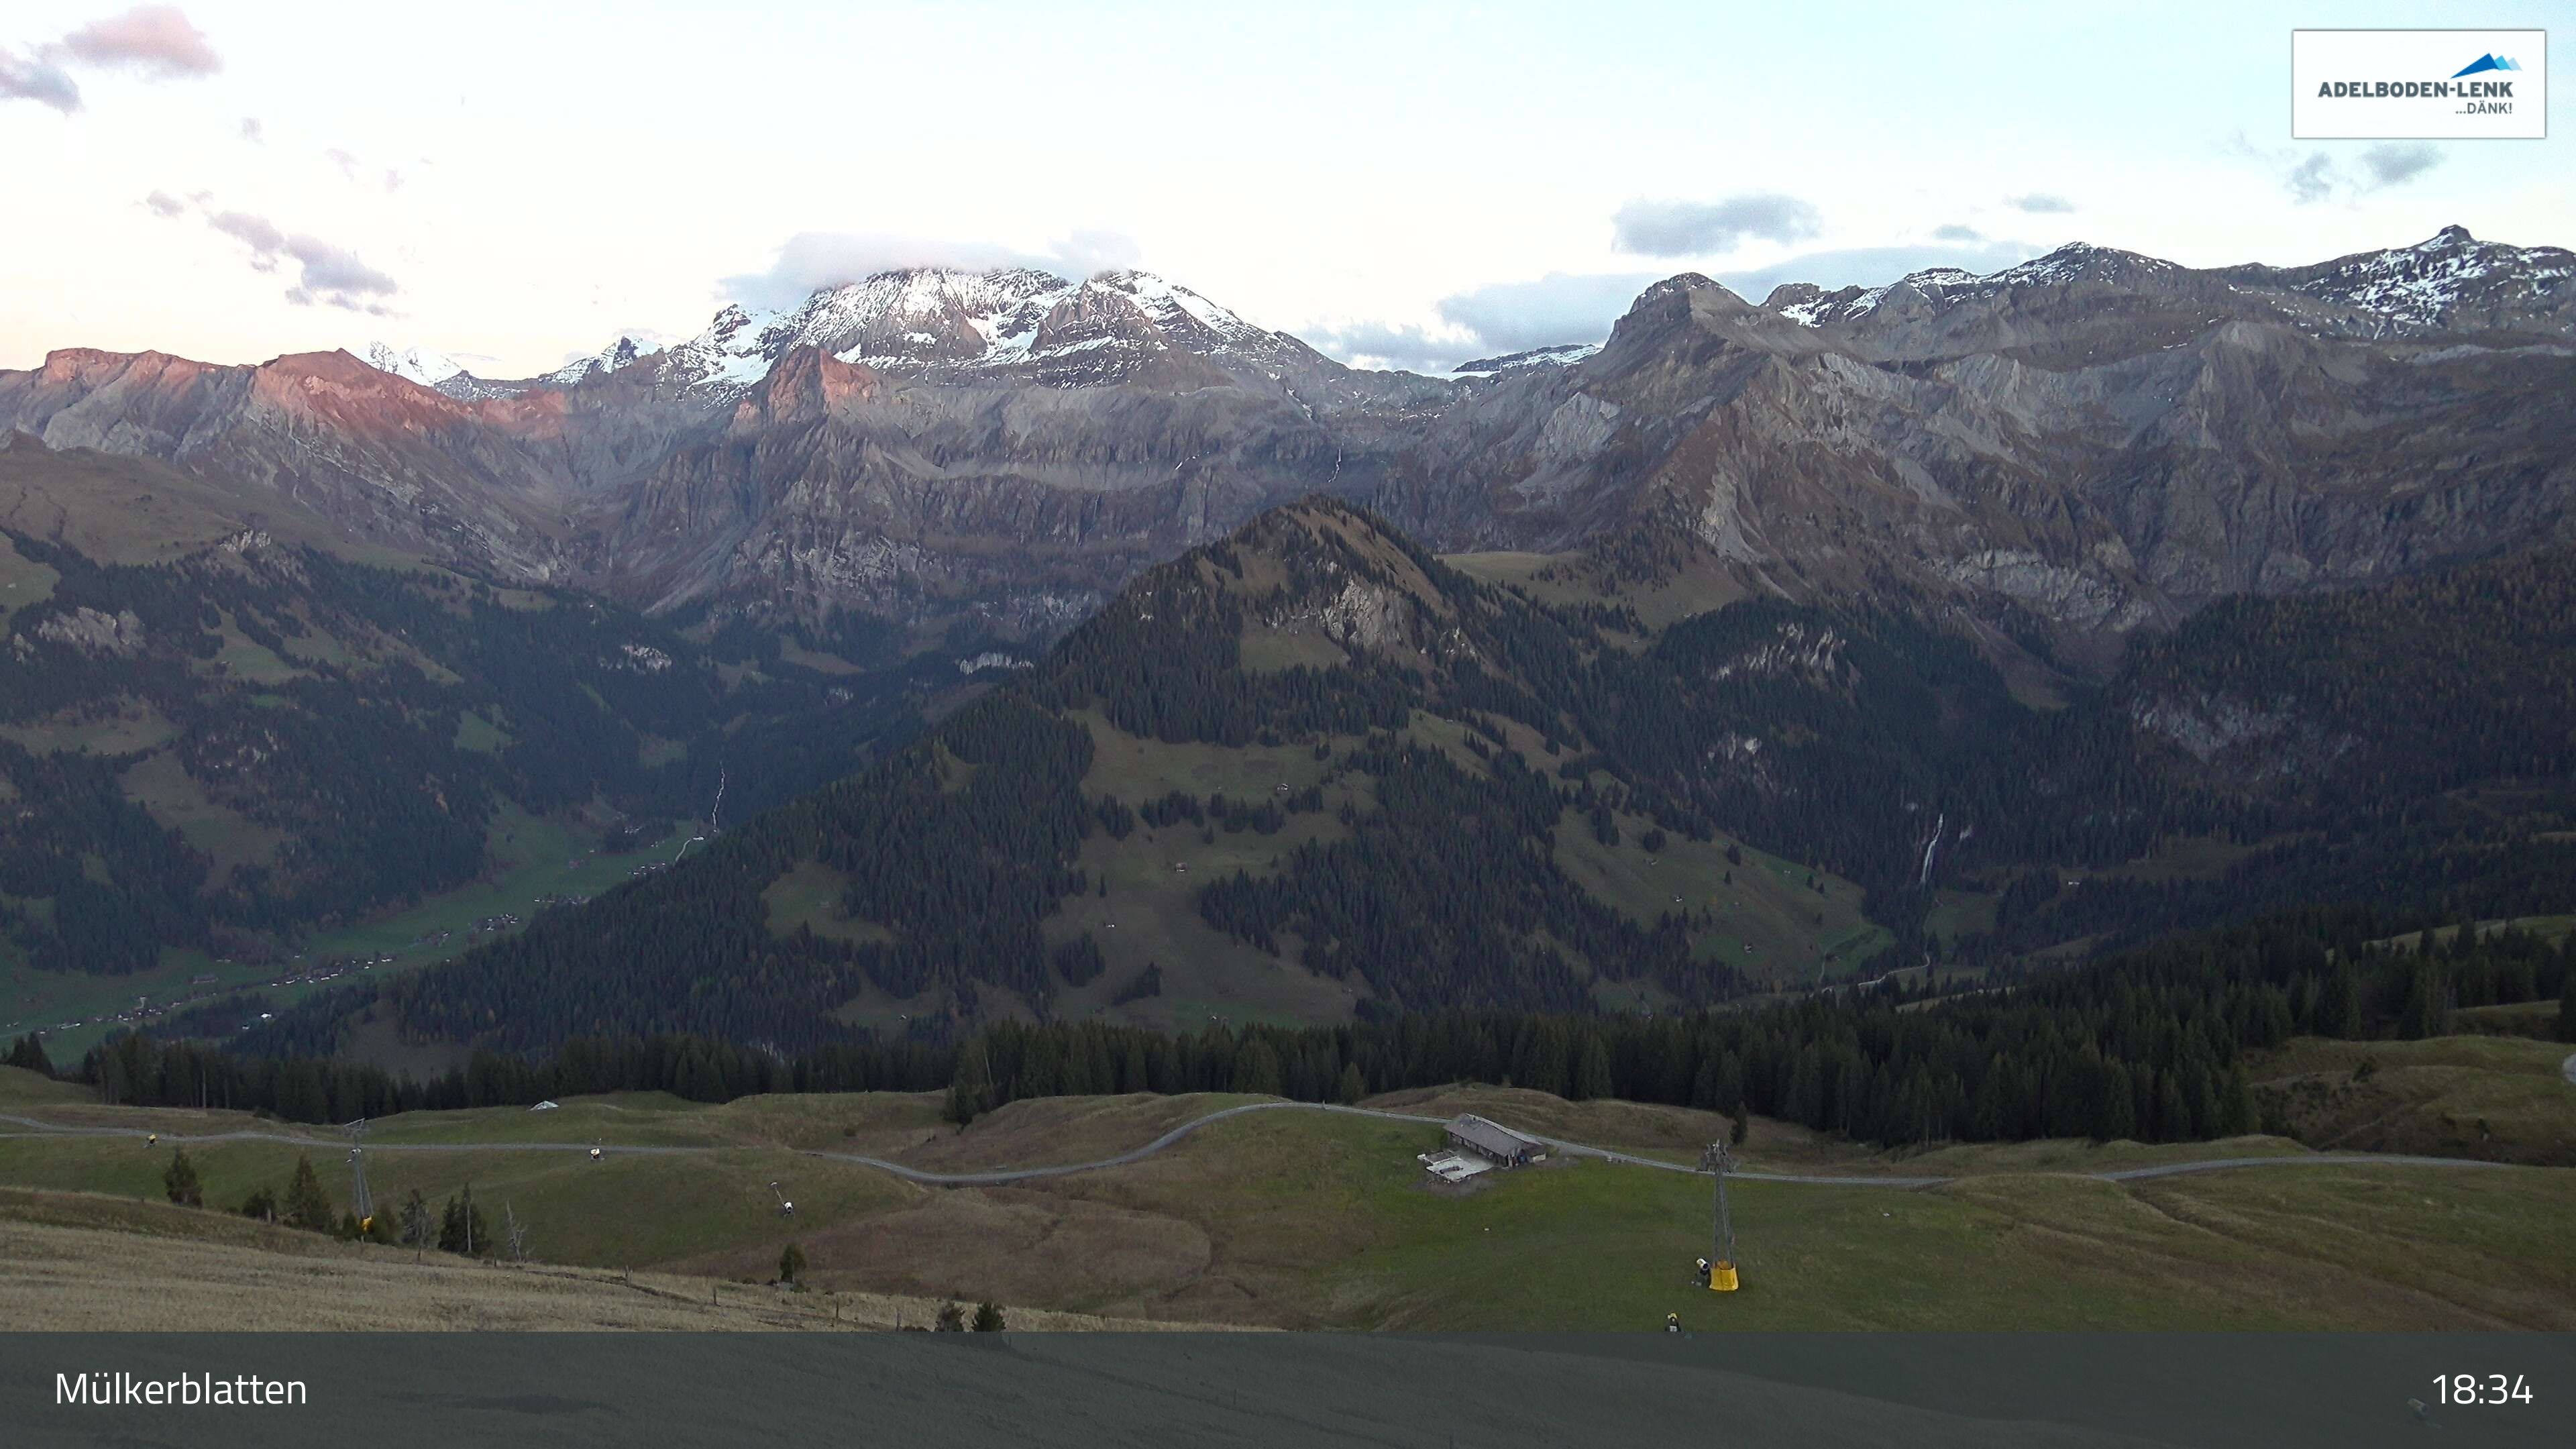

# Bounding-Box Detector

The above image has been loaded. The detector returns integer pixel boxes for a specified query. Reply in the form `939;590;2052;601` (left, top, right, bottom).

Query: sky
2;1;2569;376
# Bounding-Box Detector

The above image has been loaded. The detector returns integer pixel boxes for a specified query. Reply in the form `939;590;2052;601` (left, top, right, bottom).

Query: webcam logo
2450;54;2524;78
2294;30;2545;139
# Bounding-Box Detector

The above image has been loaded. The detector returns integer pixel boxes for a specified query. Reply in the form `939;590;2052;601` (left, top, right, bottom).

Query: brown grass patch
672;1186;1214;1314
0;1187;1216;1332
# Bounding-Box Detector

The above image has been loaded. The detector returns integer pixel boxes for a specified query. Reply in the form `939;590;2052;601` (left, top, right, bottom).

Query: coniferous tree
778;1242;807;1285
1570;1032;1613;1102
2315;967;2363;1038
972;1301;1006;1332
2216;1063;2256;1138
1232;1039;1283;1096
2398;964;2452;1040
282;1157;335;1232
5;1033;51;1075
437;1185;491;1256
162;1148;203;1208
946;1040;994;1128
398;1188;433;1259
934;1301;965;1332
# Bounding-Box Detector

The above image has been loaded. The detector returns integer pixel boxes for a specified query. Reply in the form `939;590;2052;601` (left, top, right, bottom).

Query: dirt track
0;1102;2532;1189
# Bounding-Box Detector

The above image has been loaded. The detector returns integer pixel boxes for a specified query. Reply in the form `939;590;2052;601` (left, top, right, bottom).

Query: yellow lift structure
1697;1142;1741;1292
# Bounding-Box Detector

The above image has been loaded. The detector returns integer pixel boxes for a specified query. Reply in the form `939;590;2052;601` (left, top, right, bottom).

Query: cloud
720;229;1148;310
1435;272;1663;354
207;209;283;252
59;5;219;77
3;6;217;112
2233;131;2441;207
204;207;400;313
0;50;81;111
1300;319;1473;375
1051;228;1144;276
319;144;407;193
2005;193;2076;214
2284;154;2337;205
1303;278;1668;373
237;114;260;142
1612;193;1821;256
284;240;399;303
1308;239;2045;373
2359;142;2442;189
1932;223;1984;242
142;189;185;217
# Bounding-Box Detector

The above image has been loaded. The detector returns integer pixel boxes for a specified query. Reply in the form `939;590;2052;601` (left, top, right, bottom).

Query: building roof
1447;1114;1542;1159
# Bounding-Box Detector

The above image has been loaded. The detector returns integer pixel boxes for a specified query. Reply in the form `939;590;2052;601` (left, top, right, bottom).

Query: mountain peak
729;345;879;429
1629;273;1726;311
545;334;664;388
363;341;466;387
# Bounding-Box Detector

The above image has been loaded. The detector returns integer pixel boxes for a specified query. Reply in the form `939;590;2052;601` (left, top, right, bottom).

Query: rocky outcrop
32;604;145;655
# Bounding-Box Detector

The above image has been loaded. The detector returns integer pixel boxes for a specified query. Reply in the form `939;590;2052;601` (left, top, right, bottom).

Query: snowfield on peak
546;335;665;387
1452;343;1601;375
1089;269;1265;346
607;265;1304;402
1766;244;2183;328
1761;229;2572;342
363;342;467;386
2267;226;2576;335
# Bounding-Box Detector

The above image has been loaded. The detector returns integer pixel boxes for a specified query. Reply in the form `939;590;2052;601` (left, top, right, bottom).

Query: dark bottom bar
5;1332;2569;1448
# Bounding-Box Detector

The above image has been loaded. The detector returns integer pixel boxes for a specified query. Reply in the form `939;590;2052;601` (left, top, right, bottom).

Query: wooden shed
1444;1114;1546;1168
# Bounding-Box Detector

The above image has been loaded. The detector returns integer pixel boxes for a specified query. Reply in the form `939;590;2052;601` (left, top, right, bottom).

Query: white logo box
2294;29;2546;139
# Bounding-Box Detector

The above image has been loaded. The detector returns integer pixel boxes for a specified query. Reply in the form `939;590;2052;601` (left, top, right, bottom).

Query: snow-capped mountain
68;225;2555;651
545;335;665;388
361;341;539;401
1451;343;1601;376
1763;243;2192;329
2230;225;2576;337
620;266;1322;402
363;342;467;388
1760;227;2575;345
343;229;2571;414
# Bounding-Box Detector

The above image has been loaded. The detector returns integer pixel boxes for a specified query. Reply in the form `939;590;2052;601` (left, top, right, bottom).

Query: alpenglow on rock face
3;230;2569;655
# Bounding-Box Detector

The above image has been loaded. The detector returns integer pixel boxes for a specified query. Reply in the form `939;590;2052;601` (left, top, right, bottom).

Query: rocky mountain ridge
3;229;2568;665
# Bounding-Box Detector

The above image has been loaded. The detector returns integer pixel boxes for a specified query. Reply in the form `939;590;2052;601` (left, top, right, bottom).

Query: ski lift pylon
1698;1142;1742;1292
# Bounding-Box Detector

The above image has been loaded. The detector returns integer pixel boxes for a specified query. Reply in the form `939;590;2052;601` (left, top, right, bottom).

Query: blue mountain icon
2451;54;2523;78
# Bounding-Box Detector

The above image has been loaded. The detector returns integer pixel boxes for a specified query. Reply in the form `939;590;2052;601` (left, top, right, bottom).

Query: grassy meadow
3;1063;2569;1332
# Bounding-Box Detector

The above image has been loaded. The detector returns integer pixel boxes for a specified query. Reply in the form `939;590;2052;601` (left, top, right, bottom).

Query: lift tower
346;1118;374;1233
1697;1142;1741;1292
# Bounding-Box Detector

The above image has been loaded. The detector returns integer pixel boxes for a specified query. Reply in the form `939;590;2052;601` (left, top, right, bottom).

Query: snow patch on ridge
363;343;466;387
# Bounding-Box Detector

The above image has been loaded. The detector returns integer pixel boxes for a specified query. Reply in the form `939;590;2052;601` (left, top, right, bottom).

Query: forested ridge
38;907;2571;1155
219;498;2576;1061
0;527;934;973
